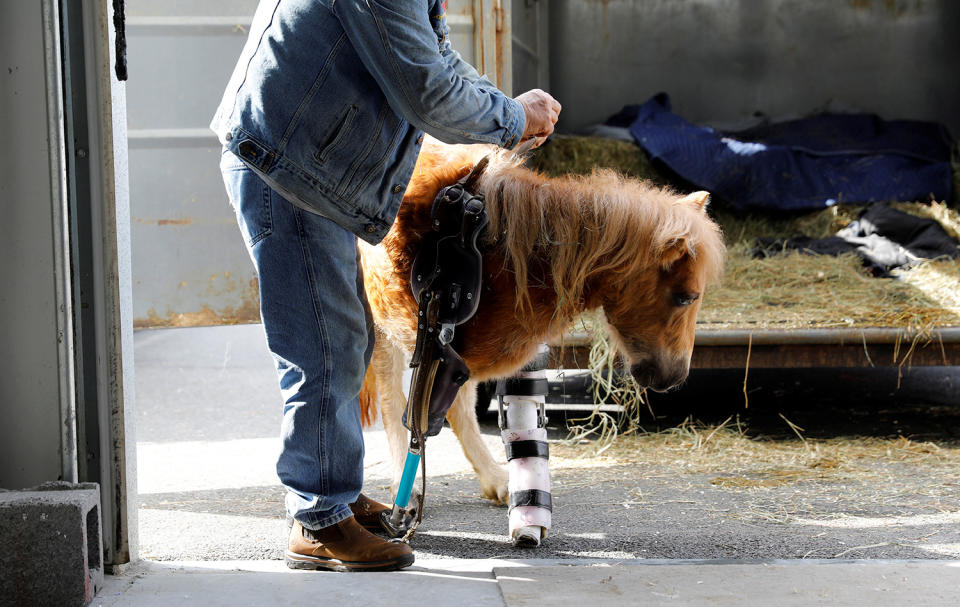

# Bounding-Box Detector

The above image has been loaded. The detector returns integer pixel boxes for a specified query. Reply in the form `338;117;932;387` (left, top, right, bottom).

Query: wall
550;0;960;135
0;1;65;488
124;0;492;327
124;1;261;328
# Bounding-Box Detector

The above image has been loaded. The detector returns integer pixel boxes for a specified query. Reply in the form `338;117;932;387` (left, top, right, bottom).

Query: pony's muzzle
630;357;689;393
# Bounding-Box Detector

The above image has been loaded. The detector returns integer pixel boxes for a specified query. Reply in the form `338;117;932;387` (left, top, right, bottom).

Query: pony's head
475;155;724;393
598;191;724;391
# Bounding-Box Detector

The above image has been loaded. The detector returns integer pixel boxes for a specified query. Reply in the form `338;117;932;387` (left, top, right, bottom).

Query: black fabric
617;94;954;211
113;0;127;81
505;440;549;461
756;204;960;277
509;489;553;512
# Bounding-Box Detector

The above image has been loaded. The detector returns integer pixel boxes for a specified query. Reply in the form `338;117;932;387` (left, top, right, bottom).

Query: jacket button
416;135;424;145
364;224;376;234
225;132;233;141
393;184;403;194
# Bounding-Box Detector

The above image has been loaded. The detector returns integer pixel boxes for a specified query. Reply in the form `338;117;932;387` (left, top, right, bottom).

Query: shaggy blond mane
439;145;726;318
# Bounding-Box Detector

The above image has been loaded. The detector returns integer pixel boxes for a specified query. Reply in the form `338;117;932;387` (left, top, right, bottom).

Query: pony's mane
479;149;724;317
413;140;725;318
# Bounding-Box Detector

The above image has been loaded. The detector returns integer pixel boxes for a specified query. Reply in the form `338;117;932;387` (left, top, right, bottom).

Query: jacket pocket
315;104;359;165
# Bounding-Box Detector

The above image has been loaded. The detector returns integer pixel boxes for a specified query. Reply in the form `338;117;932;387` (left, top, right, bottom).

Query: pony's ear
660;238;688;269
680;191;710;211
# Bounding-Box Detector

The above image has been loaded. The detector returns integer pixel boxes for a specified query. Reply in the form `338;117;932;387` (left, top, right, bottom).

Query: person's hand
514;89;561;146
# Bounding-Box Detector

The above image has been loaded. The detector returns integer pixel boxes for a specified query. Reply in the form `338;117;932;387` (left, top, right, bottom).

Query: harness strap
390;156;492;541
505;440;549;461
510;489;553;512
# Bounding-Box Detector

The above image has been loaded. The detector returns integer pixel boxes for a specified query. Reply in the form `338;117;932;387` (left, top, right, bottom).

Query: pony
358;139;725;503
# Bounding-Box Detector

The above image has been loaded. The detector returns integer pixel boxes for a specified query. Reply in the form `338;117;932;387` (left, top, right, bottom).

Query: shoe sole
285;550;415;572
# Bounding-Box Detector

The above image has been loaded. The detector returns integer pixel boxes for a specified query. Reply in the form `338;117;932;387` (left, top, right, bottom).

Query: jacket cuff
501;97;527;149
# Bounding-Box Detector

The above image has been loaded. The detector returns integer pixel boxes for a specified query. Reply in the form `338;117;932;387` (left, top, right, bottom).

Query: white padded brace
501;362;551;546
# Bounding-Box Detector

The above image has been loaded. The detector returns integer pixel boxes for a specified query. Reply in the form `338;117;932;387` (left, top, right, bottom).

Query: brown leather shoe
349;493;391;532
286;516;414;572
285;494;392;534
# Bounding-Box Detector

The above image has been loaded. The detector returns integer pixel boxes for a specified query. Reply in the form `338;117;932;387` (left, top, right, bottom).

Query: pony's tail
359;364;378;427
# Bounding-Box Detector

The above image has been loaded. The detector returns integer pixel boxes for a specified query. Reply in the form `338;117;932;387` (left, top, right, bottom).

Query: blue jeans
220;150;374;530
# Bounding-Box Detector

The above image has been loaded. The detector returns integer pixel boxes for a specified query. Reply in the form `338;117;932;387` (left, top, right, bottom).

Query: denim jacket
211;0;525;244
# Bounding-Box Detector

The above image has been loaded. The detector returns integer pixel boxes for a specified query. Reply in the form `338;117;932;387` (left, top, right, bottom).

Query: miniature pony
359;139;724;503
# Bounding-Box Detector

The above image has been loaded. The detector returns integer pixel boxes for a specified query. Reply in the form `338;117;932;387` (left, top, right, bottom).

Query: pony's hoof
480;468;509;505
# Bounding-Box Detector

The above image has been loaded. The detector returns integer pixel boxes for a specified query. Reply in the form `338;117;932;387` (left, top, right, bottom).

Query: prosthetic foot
498;344;552;547
380;439;421;538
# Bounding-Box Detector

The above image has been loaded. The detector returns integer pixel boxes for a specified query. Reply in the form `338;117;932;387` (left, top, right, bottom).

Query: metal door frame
54;0;138;570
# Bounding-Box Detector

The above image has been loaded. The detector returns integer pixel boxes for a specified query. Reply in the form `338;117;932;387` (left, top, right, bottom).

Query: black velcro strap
505;440;549;461
497;377;548;396
509;489;552;512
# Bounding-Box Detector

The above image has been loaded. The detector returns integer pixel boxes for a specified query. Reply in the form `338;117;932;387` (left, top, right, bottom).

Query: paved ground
96;559;960;606
133;325;960;564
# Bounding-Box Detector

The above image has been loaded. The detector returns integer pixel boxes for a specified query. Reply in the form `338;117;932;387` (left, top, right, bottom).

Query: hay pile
550;419;960;524
701;202;960;330
553;418;960;486
530;136;960;332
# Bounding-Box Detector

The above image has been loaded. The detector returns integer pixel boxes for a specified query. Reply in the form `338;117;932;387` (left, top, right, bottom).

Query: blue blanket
621;93;954;211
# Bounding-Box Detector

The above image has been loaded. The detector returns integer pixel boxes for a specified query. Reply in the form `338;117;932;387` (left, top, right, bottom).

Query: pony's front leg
446;380;509;505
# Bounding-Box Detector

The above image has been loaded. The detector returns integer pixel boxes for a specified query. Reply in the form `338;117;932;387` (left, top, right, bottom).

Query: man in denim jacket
212;0;560;571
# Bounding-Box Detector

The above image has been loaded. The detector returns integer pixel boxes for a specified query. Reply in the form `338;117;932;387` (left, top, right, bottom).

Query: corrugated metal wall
549;0;960;135
512;0;549;96
125;0;507;327
126;1;259;327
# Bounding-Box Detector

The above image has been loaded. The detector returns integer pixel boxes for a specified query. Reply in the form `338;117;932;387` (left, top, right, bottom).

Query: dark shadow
478;365;960;441
645;366;960;440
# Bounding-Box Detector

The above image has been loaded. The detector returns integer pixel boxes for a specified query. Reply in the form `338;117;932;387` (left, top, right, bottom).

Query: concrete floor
96;559;960;606
100;324;960;604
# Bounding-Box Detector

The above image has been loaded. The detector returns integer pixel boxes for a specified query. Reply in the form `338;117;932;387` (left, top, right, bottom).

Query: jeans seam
293;208;333;506
248;182;274;246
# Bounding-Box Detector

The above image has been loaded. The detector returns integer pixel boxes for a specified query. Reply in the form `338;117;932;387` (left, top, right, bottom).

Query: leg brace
497;344;552;547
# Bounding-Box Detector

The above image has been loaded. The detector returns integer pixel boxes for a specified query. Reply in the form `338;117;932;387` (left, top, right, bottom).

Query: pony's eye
673;292;700;307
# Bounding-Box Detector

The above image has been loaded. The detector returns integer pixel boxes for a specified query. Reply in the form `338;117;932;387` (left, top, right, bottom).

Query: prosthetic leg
380;159;490;539
498;344;552;547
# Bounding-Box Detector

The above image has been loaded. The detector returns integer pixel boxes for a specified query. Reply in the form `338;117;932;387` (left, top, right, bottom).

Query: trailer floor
134;325;960;564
